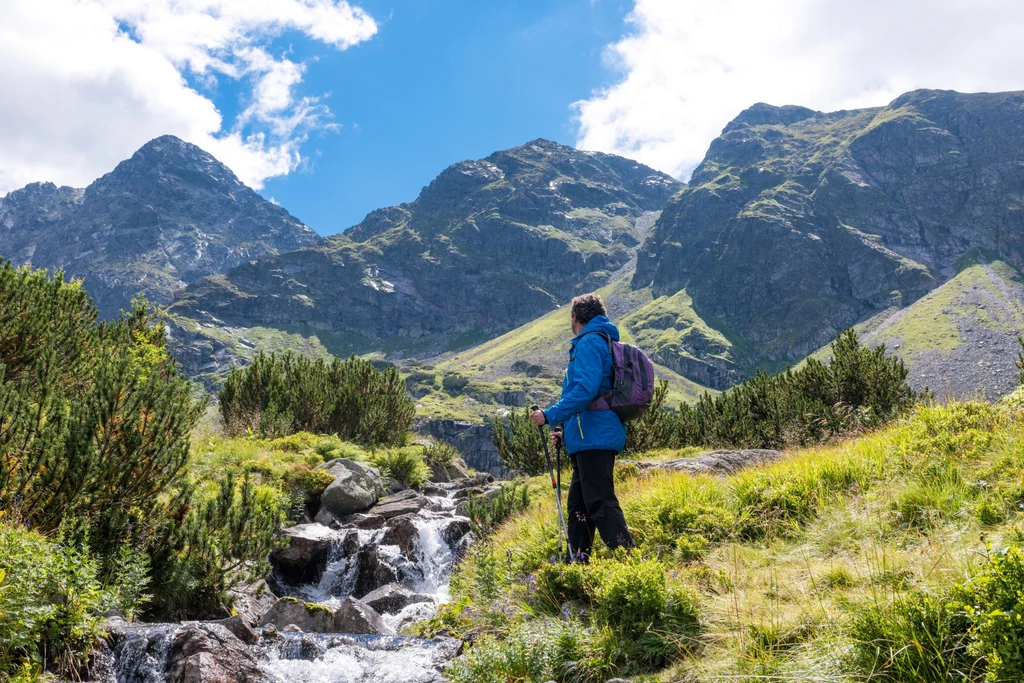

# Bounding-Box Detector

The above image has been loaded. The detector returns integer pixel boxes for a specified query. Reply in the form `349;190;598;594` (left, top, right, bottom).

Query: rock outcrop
259;598;335;633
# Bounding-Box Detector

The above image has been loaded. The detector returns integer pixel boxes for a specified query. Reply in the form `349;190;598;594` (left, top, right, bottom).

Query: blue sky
5;0;1023;229
256;1;633;235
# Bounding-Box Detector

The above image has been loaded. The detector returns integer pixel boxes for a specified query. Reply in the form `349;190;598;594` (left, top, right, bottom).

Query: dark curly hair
571;293;607;326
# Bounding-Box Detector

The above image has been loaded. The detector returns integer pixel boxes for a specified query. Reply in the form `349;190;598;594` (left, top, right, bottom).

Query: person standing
530;293;634;561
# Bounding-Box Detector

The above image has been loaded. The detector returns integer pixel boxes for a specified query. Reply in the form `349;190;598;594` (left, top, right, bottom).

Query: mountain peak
723;103;820;133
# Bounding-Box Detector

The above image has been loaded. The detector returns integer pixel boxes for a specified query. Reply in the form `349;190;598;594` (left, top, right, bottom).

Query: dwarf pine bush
491;408;548;475
219;351;414;446
0;262;204;564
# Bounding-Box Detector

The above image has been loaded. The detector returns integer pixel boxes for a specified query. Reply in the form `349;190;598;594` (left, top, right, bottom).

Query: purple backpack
584;331;655;421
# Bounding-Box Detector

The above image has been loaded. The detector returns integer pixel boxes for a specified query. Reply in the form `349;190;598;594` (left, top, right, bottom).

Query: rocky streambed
91;457;506;683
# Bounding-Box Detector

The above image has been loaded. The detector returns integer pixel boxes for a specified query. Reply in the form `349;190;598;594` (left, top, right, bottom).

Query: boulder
428;460;451;483
332;596;392;635
165;623;265;683
655;449;783;476
361;583;434;614
445;458;471;480
226;579;277;627
338;512;387;529
270;523;341;582
318;458;384;517
440;517;472;549
369;489;429;519
259;598;334;634
381;513;420;556
208;615;258;645
354;545;400;598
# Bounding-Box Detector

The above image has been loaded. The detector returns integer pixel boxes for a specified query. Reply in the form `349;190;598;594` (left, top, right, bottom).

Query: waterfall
101;486;478;683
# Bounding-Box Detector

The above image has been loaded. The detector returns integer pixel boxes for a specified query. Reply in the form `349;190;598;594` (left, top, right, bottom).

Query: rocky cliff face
634;89;1024;375
170;139;680;358
0;136;317;318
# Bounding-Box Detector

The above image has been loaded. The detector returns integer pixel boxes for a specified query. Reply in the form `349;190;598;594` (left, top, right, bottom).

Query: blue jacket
543;315;626;455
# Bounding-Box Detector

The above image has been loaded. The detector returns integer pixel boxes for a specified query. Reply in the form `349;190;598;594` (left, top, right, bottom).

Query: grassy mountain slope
406;278;716;421
807;255;1024;400
439;398;1024;682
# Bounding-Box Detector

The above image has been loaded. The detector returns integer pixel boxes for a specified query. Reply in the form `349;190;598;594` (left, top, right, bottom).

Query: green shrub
367;447;430;489
491;407;547;476
674;328;916;450
962;547;1024;682
219;351;414;446
148;473;285;619
0;264;205;566
446;619;590;683
422;440;459;468
442;374;471;395
463;482;530;534
624;380;677;454
0;522;131;679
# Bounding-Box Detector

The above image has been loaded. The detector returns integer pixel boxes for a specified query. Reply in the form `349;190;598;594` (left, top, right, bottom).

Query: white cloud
575;0;1024;179
0;0;376;193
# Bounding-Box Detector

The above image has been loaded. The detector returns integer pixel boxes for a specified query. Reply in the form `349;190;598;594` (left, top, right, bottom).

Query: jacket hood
573;315;620;344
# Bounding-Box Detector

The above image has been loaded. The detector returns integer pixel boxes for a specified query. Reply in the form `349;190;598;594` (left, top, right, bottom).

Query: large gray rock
332;597;392;635
360;583;434;614
654;449;783;476
318;458;384;517
166;623;265;683
226;579;277;627
207;615;258;645
369;489;428;519
354;546;400;598
259;598;335;634
381;513;420;557
271;523;340;571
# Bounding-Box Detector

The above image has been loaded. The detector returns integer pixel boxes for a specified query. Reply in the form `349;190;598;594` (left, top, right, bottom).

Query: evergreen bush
491;408;548;475
219;351;414;447
0;262;204;564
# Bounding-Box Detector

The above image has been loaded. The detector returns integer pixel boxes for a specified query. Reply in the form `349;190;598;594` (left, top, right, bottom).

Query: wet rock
655;449;783;476
259;598;335;634
166;623;265;683
281;633;325;660
452;486;483;501
354;545;400;598
369;489;429;519
208;615;258;645
332;596;392;635
381;513;420;556
227;579;277;627
440;517;472;548
422;483;451;497
361;583;434;614
271;523;341;582
282;624;302;632
431;636;466;658
338;512;387;529
319;458;384;517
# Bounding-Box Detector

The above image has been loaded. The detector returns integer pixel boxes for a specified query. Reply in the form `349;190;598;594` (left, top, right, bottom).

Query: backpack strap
579;330;613;354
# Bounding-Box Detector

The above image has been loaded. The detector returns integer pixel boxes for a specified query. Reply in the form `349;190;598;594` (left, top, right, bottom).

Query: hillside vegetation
429;397;1024;682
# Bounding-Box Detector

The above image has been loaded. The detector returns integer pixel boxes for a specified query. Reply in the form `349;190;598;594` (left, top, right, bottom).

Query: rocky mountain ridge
634;89;1024;379
168;139;681;365
0;135;317;317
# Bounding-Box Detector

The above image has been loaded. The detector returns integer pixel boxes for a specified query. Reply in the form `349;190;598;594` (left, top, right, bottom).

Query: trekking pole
532;405;572;562
553;429;576;562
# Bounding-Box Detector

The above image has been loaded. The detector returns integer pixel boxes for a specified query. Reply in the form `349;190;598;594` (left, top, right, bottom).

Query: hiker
530;293;634;561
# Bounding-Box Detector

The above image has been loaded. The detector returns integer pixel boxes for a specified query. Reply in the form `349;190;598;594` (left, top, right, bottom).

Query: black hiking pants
566;449;634;561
